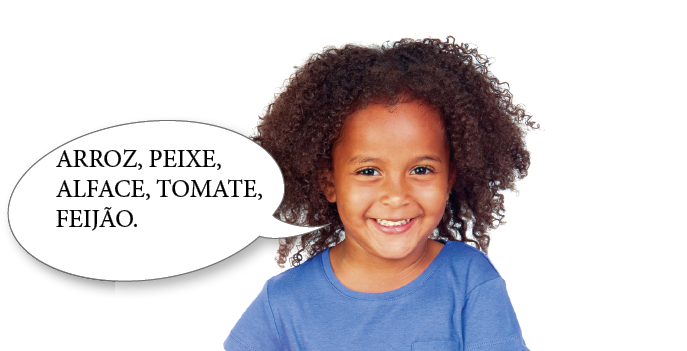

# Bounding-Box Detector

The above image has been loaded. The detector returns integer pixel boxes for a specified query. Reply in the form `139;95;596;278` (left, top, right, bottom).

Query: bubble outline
7;119;327;282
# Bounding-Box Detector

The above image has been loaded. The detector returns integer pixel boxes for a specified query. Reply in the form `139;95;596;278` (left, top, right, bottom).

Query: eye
357;168;379;176
411;166;432;175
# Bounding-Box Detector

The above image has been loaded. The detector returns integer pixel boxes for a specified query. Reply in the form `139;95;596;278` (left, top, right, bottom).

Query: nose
379;175;410;208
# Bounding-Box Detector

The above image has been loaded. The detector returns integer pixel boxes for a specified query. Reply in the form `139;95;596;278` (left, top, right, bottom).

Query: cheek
417;187;450;215
336;183;375;219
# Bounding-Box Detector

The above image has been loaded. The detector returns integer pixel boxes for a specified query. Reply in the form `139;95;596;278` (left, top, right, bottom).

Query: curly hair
253;37;538;268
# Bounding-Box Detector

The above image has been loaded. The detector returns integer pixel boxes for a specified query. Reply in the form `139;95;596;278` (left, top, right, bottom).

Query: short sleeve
224;282;282;351
462;277;529;351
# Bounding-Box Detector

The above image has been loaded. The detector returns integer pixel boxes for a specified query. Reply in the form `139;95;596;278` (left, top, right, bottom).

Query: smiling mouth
374;218;413;227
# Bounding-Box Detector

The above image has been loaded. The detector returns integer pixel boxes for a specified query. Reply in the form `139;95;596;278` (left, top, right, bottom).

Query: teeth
375;218;411;227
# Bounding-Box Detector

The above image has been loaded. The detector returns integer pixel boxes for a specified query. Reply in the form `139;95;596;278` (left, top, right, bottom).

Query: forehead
335;102;448;158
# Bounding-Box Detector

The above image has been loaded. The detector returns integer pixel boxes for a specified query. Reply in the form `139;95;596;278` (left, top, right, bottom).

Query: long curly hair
253;37;538;268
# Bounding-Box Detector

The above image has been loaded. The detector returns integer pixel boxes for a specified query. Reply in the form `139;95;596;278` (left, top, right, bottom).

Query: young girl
224;37;536;351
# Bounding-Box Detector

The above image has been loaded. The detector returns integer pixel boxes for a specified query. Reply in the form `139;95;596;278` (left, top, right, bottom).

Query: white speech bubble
8;120;326;281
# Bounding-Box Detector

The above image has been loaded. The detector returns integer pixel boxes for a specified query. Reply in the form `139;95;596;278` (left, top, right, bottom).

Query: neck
328;238;443;293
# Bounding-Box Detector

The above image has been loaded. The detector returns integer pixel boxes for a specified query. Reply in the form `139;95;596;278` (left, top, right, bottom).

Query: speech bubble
8;120;326;281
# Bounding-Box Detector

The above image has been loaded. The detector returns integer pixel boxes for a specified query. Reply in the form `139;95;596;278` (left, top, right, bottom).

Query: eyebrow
347;155;443;165
347;155;378;165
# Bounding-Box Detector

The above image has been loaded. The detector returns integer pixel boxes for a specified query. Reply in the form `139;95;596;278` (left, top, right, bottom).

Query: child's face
324;101;453;261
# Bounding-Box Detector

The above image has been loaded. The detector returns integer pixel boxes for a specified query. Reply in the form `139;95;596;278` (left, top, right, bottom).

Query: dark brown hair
253;37;538;267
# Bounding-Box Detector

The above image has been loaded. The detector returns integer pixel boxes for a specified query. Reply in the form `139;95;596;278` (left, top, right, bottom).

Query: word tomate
156;179;262;199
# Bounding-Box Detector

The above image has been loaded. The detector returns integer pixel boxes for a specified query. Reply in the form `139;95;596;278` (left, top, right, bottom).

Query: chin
373;243;418;260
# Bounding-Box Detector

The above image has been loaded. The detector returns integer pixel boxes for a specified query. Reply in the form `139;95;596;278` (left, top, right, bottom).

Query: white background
1;1;685;350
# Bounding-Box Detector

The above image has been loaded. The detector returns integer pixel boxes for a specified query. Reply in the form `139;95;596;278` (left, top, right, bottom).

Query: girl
224;37;536;351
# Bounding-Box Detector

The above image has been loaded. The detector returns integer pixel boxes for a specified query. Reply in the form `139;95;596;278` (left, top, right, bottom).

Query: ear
320;170;337;203
446;170;457;199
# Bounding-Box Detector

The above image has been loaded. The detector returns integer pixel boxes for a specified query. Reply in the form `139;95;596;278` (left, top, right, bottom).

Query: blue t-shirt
225;241;528;351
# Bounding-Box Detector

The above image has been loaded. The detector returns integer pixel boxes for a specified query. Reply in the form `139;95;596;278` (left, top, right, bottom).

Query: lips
370;217;417;234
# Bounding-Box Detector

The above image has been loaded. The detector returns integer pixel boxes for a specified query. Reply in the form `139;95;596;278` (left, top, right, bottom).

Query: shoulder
263;251;329;302
441;240;500;274
439;241;502;293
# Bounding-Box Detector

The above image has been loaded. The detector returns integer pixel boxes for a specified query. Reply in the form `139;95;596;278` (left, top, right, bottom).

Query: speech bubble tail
258;216;329;239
